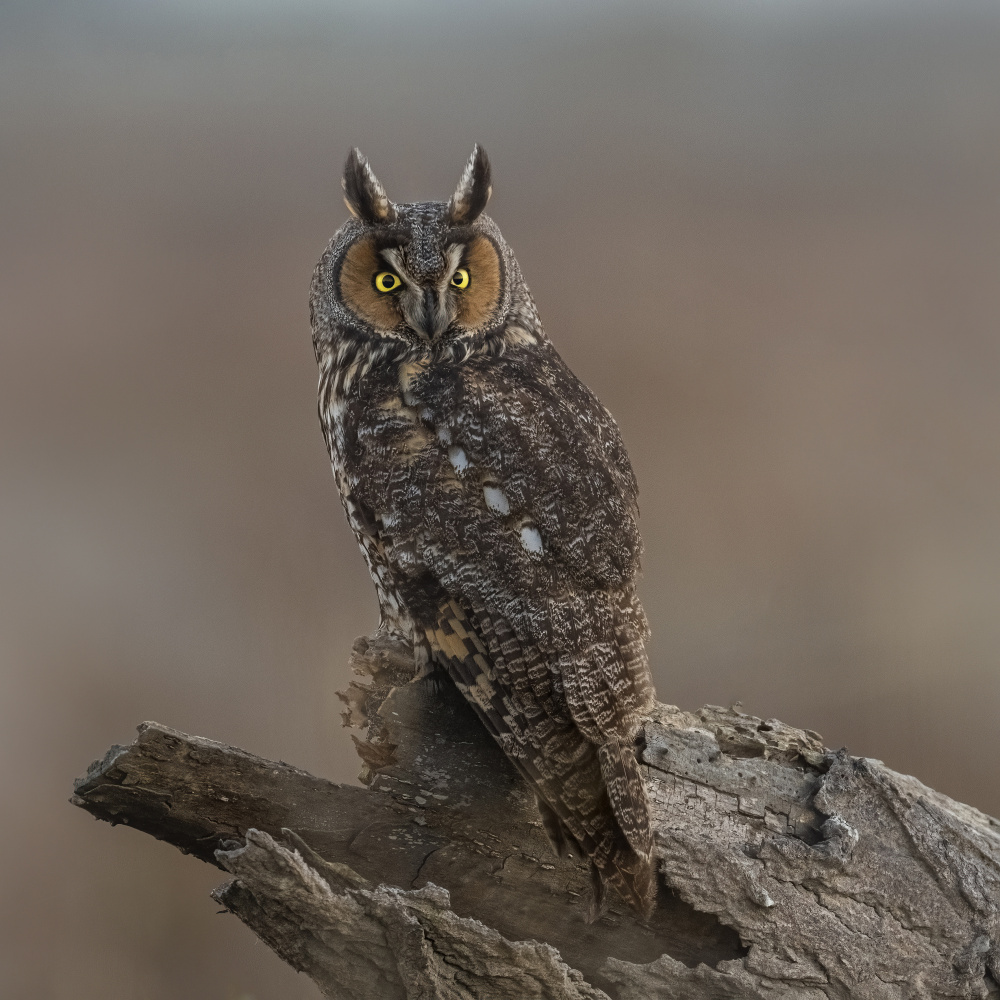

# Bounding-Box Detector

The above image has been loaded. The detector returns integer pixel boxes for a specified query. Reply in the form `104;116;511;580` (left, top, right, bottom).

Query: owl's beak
416;287;451;340
399;282;453;341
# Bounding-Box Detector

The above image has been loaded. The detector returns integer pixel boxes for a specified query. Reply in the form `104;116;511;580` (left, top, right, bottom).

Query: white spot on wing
520;525;544;554
483;485;510;515
448;446;469;473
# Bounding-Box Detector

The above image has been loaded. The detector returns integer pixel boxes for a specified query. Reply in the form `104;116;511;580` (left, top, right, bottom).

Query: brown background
2;2;1000;996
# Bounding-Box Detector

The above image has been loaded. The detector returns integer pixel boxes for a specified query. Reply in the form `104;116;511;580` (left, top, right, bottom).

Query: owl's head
311;147;534;360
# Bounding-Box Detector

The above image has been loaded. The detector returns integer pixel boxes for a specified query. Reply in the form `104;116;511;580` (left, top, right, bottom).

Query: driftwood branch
72;635;1000;999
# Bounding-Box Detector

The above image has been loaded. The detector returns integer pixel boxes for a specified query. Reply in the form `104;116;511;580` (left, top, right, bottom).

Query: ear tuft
342;148;396;224
448;145;492;224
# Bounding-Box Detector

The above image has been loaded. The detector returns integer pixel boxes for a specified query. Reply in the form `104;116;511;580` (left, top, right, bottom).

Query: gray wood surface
71;634;1000;999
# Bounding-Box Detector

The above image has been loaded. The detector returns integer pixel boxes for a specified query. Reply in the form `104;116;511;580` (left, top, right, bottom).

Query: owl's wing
350;345;657;914
427;593;655;916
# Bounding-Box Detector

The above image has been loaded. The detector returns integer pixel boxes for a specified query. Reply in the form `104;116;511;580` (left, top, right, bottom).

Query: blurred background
3;0;1000;995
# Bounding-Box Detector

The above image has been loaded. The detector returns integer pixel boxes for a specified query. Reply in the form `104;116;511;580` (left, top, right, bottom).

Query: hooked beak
411;286;451;340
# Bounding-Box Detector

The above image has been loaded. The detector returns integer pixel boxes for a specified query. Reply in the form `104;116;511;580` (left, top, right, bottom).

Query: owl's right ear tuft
448;145;492;224
342;148;397;224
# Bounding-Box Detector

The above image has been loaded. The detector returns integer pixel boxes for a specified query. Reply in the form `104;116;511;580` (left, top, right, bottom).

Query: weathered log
71;634;1000;999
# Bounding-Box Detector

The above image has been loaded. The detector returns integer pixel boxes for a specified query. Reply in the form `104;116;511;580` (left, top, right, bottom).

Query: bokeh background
3;0;1000;996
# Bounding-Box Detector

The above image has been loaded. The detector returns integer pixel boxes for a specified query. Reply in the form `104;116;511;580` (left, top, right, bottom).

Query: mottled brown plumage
311;147;657;916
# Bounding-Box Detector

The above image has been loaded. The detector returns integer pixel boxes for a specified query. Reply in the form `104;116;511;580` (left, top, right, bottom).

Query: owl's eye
374;271;402;293
450;268;470;290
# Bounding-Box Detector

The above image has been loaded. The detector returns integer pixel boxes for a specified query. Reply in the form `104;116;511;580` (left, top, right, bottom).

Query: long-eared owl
310;146;657;917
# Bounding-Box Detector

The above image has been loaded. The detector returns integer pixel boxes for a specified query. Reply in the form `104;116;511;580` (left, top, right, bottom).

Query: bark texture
72;634;1000;999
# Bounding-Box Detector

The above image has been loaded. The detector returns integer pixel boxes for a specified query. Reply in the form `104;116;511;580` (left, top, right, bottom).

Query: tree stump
71;634;1000;999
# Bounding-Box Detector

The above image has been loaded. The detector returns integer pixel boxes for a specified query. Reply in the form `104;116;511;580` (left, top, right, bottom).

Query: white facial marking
381;247;411;282
520;525;544;554
448;446;469;473
437;425;452;445
483;485;510;515
443;243;464;286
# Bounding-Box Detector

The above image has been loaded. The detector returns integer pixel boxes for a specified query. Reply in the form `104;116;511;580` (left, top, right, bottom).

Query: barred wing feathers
429;596;656;916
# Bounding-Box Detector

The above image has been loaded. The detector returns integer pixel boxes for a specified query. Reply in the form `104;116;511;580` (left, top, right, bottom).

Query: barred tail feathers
598;738;654;858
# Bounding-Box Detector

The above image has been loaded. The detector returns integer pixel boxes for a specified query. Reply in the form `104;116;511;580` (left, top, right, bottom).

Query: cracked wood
72;634;1000;999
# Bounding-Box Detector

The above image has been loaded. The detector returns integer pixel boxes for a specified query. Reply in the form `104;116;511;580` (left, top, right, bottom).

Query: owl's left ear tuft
343;148;397;224
448;145;492;224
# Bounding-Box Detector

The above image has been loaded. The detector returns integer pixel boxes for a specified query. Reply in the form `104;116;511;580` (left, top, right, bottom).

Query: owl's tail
590;849;657;923
538;802;656;922
592;739;657;919
535;739;657;920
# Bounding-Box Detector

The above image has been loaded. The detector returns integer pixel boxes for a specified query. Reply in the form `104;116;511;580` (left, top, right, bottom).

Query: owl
310;146;657;918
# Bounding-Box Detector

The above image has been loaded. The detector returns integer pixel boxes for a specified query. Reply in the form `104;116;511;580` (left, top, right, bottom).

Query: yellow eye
374;271;402;293
451;268;470;290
